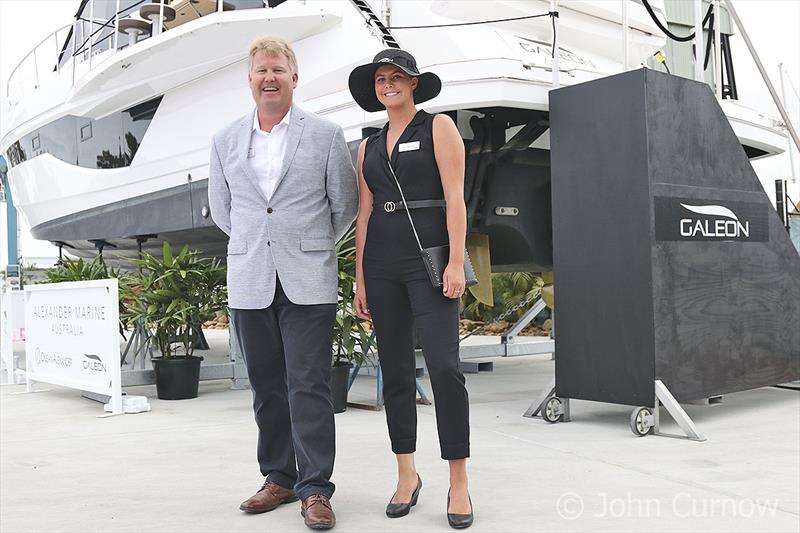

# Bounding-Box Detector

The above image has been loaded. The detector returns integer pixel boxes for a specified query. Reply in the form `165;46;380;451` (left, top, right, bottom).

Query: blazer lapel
272;104;305;196
236;109;269;205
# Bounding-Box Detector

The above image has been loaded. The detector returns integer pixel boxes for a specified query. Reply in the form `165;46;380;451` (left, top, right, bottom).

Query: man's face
248;51;297;113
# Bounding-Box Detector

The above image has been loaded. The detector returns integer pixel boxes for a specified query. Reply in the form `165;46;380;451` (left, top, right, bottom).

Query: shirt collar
252;107;292;134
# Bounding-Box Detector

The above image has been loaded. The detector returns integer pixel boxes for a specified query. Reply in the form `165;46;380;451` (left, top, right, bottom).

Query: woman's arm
354;138;373;319
432;113;467;299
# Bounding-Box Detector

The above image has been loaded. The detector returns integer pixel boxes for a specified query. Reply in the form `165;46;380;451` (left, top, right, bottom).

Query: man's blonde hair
248;36;298;74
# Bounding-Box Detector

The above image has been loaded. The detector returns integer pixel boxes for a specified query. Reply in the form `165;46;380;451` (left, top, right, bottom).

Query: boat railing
5;0;261;109
5;23;73;106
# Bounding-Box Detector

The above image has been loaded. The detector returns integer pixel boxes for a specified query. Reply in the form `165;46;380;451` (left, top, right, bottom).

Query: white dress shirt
248;108;291;202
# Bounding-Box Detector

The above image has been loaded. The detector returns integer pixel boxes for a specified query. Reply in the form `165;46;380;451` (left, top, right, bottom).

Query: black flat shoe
447;489;474;529
385;474;422;518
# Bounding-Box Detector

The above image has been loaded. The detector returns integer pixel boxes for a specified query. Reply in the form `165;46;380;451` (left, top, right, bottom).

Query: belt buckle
383;201;396;213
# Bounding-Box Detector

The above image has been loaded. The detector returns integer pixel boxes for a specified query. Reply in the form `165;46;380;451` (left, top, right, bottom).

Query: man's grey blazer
208;104;358;309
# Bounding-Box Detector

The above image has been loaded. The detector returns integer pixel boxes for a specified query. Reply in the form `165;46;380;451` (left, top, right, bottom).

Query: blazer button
267;207;273;214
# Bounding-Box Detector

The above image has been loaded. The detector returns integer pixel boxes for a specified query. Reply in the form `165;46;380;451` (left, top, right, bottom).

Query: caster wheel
542;396;564;423
630;407;654;436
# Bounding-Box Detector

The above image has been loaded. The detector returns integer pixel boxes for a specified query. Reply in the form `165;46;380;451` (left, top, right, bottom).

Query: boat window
121;97;161;161
6;142;26;167
82;113;125;168
80;123;93;142
4;96;163;170
39;117;79;163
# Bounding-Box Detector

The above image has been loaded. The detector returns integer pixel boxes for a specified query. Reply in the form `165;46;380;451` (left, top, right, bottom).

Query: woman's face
374;65;418;110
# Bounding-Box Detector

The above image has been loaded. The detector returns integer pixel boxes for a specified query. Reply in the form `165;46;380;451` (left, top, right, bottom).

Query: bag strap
386;159;425;253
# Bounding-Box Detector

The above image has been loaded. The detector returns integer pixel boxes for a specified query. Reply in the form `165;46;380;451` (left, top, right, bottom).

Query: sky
0;0;799;268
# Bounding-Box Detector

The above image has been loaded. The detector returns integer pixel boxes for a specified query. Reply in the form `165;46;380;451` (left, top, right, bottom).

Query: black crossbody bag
386;159;478;289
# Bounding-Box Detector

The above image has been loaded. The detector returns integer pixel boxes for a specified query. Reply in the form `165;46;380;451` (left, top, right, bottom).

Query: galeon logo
83;353;107;372
679;203;750;238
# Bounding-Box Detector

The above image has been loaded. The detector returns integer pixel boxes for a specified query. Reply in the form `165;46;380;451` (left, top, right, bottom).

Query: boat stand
119;314;248;389
347;362;432;411
347;332;431;410
459;298;555;361
120;320;153;367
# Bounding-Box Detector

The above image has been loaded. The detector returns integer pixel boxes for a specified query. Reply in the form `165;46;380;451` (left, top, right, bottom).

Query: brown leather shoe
239;480;299;513
301;494;336;530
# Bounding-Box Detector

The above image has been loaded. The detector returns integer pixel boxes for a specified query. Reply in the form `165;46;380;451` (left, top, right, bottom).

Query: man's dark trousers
231;276;336;500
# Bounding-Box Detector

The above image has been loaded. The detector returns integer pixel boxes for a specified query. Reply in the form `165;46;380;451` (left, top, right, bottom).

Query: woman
348;49;473;529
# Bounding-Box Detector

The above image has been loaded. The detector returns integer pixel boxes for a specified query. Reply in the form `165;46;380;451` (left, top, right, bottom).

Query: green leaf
162;241;173;266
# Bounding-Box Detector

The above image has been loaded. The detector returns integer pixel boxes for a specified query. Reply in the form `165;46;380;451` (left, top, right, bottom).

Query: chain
459;289;541;343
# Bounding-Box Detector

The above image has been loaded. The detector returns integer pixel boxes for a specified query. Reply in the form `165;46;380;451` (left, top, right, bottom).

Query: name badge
398;141;420;152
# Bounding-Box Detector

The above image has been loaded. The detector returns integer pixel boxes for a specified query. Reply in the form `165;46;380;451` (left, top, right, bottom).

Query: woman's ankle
398;469;418;483
449;479;469;494
395;452;417;482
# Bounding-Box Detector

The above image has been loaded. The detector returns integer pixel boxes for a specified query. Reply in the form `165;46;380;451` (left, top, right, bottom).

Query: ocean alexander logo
679;203;750;238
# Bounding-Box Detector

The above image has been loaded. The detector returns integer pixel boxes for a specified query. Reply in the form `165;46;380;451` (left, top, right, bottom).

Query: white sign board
1;283;26;384
24;279;122;414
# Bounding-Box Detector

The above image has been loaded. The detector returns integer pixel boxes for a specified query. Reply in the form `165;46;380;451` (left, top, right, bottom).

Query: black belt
376;199;446;213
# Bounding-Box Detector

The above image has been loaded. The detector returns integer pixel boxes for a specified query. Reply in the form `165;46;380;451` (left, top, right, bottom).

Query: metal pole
775;180;789;231
157;0;164;35
714;0;722;98
88;0;95;70
33;48;39;89
622;0;630;72
551;0;559;89
381;0;391;26
0;160;18;272
693;0;704;82
71;18;77;87
779;64;798;183
114;0;120;50
724;0;800;153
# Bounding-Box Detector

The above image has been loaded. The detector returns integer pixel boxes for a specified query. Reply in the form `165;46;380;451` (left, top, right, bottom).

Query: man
208;36;358;530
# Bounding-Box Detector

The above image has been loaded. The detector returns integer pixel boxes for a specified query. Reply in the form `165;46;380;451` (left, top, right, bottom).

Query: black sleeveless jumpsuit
362;110;470;460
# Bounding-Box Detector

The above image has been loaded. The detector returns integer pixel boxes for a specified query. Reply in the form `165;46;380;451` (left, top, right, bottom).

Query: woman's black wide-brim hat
348;49;442;112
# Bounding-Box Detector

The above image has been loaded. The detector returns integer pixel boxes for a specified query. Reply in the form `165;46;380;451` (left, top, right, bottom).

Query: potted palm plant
331;227;373;413
125;242;226;400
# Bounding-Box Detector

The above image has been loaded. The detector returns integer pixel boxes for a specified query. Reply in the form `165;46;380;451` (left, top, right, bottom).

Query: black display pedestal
530;69;800;438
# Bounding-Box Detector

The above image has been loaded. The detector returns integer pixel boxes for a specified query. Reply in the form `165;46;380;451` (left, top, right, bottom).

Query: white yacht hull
1;0;788;263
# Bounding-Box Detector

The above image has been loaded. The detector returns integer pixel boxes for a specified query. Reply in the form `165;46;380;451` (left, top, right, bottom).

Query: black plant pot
152;355;203;400
330;363;353;414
